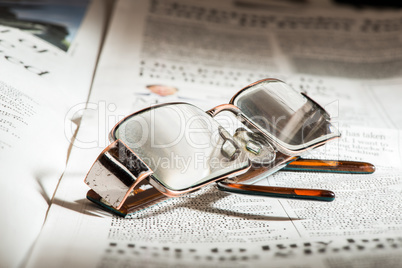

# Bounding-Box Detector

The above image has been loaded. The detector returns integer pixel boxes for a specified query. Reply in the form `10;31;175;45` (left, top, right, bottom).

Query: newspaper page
0;1;109;267
27;0;402;267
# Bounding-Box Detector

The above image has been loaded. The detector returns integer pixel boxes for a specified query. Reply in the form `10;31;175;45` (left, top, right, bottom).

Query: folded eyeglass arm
284;158;375;174
217;157;376;202
216;158;375;202
217;181;335;202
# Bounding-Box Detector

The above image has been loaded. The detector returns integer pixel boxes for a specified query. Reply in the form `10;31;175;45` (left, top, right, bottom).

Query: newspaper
3;0;402;267
0;1;108;267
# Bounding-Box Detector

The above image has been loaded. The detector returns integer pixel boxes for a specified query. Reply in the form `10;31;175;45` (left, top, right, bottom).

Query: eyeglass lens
232;80;339;151
113;103;249;191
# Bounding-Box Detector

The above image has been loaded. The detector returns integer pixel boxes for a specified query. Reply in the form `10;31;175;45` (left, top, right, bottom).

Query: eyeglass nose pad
233;128;276;165
218;126;240;161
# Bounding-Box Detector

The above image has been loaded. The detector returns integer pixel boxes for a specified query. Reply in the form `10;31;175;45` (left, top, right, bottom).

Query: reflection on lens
113;103;249;191
232;80;339;152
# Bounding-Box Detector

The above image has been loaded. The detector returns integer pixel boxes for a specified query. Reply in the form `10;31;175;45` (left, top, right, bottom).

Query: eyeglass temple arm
282;158;375;174
216;158;374;202
217;181;335;202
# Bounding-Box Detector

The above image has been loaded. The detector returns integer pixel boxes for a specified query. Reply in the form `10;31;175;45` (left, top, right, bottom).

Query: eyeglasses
84;79;375;217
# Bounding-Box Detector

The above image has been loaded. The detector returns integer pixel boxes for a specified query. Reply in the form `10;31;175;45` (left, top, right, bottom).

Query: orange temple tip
284;159;375;174
217;182;335;202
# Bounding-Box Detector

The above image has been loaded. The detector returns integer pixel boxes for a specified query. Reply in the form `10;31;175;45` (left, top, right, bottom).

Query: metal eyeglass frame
84;78;375;217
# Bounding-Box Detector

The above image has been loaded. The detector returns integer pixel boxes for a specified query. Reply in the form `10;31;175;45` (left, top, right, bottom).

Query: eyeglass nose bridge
207;104;278;165
84;139;153;210
206;103;241;117
233;127;276;165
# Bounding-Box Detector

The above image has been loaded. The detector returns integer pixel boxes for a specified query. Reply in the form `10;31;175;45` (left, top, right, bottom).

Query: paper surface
0;1;108;267
4;0;402;267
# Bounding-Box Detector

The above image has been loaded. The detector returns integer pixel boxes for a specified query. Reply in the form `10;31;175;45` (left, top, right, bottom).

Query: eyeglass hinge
84;139;153;210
